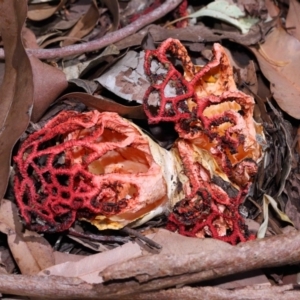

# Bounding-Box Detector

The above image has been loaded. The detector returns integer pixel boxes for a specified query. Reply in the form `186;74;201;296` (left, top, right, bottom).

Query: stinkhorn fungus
13;38;263;246
143;38;263;244
13;110;181;232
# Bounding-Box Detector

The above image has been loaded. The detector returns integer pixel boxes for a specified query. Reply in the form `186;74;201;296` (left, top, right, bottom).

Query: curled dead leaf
0;0;34;200
62;0;100;47
27;0;67;21
250;25;300;119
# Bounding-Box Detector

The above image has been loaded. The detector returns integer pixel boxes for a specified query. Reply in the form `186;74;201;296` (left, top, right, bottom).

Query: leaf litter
1;0;300;298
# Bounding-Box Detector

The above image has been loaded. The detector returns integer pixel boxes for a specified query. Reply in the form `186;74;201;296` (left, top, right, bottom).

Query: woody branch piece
101;229;300;284
1;232;300;298
0;275;298;299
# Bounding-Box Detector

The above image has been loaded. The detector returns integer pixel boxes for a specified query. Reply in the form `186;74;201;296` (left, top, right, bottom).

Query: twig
132;285;300;300
0;274;298;300
67;228;130;244
121;227;162;250
0;0;182;60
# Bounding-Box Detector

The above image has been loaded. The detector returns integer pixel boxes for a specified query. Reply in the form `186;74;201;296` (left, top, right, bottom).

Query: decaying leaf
250;25;300;119
100;0;120;32
58;92;146;119
96;51;150;104
40;239;142;283
29;56;68;122
0;199;55;275
63;44;120;80
0;0;34;201
62;0;100;47
27;0;67;21
115;23;269;52
286;0;300;41
0;246;16;274
40;229;230;284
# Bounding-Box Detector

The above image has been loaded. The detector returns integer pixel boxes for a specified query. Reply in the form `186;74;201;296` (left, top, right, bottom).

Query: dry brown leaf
0;0;34;201
53;251;85;265
101;0;120;31
27;0;67;21
22;28;39;49
62;0;100;47
21;26;68;122
0;200;55;275
115;23;270;51
286;0;300;41
58;92;146;119
250;25;300;119
40;240;143;283
260;0;280;18
29;56;68;122
41;229;230;284
0;246;16;274
63;44;120;80
96;51;150;104
224;48;258;95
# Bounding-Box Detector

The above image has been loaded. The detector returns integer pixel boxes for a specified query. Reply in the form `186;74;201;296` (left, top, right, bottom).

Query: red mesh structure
13;110;167;232
166;139;256;245
144;39;262;244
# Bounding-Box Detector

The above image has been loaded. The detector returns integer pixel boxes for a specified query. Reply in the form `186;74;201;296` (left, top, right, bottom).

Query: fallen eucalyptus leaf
0;246;16;274
250;25;300;119
28;0;67;21
40;239;143;283
53;251;85;265
68;79;99;94
0;0;34;200
62;0;99;47
29;56;68;122
0;199;55;275
58;92;146;119
63;44;119;80
115;23;269;51
96;51;150;104
286;0;300;41
100;0;120;32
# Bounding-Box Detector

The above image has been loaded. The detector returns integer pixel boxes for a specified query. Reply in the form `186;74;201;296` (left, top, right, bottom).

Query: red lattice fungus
144;39;263;244
14;111;167;232
167;139;256;244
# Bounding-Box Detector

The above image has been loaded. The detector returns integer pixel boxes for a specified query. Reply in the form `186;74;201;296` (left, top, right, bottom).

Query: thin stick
121;227;162;250
67;228;130;244
0;0;182;60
